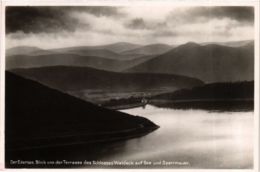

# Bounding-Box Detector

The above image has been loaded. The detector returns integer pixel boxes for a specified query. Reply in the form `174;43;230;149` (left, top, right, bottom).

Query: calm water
105;105;254;169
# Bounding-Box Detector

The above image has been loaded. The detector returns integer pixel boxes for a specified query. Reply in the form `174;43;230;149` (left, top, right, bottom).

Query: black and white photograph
1;1;259;170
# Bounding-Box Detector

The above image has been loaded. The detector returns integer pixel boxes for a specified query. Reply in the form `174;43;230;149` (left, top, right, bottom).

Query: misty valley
5;40;254;169
7;41;254;110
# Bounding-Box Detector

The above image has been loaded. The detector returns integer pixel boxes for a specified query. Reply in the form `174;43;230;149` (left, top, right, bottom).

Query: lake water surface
106;105;254;169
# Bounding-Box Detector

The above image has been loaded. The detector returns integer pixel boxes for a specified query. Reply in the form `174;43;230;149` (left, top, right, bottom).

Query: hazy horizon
6;39;254;50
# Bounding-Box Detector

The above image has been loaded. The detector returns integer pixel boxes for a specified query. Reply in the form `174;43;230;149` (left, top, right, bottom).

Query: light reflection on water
108;105;254;169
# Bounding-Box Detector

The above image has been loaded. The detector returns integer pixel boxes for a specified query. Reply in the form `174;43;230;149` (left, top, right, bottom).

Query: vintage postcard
0;0;259;171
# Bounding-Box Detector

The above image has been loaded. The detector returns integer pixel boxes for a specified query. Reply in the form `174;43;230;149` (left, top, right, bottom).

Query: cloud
192;6;254;23
73;6;124;17
125;18;148;30
125;18;168;31
5;6;122;34
5;6;254;49
168;6;254;25
152;30;177;37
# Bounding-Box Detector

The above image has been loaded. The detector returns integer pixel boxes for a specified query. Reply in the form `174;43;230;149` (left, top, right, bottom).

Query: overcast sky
6;6;254;49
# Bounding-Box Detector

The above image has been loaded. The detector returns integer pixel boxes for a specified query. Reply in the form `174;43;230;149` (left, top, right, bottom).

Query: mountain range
122;43;173;55
6;53;156;72
5;40;254;167
6;40;254;83
201;40;253;47
126;41;254;83
6;42;140;56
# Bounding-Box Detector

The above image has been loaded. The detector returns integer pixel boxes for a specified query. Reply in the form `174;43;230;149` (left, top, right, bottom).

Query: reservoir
102;105;254;169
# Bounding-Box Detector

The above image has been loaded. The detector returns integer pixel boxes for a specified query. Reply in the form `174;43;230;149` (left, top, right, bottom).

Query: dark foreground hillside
151;81;254;111
5;72;159;168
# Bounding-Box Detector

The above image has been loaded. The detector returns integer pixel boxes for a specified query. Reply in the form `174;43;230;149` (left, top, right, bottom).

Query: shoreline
104;98;254;111
6;121;159;152
105;103;147;110
150;99;254;111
